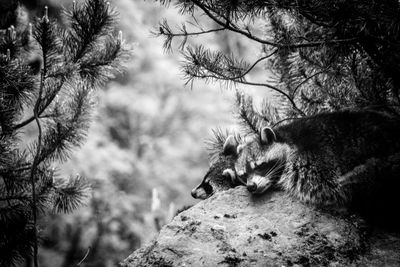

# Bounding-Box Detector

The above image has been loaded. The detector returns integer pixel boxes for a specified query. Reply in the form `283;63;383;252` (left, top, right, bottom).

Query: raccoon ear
260;127;276;145
223;135;238;156
222;169;236;183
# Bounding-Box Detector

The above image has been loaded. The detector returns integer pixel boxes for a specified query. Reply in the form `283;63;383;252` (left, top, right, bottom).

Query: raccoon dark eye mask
253;160;280;175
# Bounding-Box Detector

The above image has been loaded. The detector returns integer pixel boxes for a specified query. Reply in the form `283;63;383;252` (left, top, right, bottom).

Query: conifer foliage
0;1;129;266
155;0;400;118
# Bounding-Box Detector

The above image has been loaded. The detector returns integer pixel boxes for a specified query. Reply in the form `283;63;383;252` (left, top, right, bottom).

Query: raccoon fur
191;135;243;199
223;110;400;208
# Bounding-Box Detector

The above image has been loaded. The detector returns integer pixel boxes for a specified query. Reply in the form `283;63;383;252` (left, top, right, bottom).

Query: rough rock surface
120;187;400;267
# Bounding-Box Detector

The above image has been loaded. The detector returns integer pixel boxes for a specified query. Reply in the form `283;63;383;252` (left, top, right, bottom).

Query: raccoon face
191;167;233;199
246;156;286;194
235;127;289;194
191;174;217;200
191;136;241;200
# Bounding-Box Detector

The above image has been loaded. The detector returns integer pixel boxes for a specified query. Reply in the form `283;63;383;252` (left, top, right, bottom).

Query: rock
120;187;400;267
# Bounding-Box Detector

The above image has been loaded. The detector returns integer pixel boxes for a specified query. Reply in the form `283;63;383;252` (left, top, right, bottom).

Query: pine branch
65;0;117;62
0;57;36;133
13;1;130;131
0;203;34;267
1;1;130;265
259;97;282;125
52;175;91;214
12;79;65;130
234;91;267;136
153;19;225;51
0;195;30;202
28;9;54;266
186;0;358;49
181;45;305;115
79;34;128;85
33;13;62;72
184;46;278;81
183;45;248;83
158;0;400;115
291;70;326;96
35;84;92;164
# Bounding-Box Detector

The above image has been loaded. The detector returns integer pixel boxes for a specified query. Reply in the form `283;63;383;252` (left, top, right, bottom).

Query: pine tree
0;0;130;266
154;0;400;118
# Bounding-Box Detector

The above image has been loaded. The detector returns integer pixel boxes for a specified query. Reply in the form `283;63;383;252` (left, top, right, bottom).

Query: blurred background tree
0;0;129;266
155;0;400;118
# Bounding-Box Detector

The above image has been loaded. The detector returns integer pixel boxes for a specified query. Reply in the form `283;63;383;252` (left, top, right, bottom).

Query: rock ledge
120;187;400;267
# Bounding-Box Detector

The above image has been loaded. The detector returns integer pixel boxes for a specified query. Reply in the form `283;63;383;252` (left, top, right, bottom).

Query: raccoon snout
247;182;257;192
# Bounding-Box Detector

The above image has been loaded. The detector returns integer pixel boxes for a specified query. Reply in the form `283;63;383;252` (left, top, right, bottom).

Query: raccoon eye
203;180;213;194
245;161;255;172
255;160;264;166
255;161;277;173
256;162;269;170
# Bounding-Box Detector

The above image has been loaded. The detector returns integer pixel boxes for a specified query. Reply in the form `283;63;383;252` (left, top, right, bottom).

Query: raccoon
191;135;243;200
223;110;400;207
